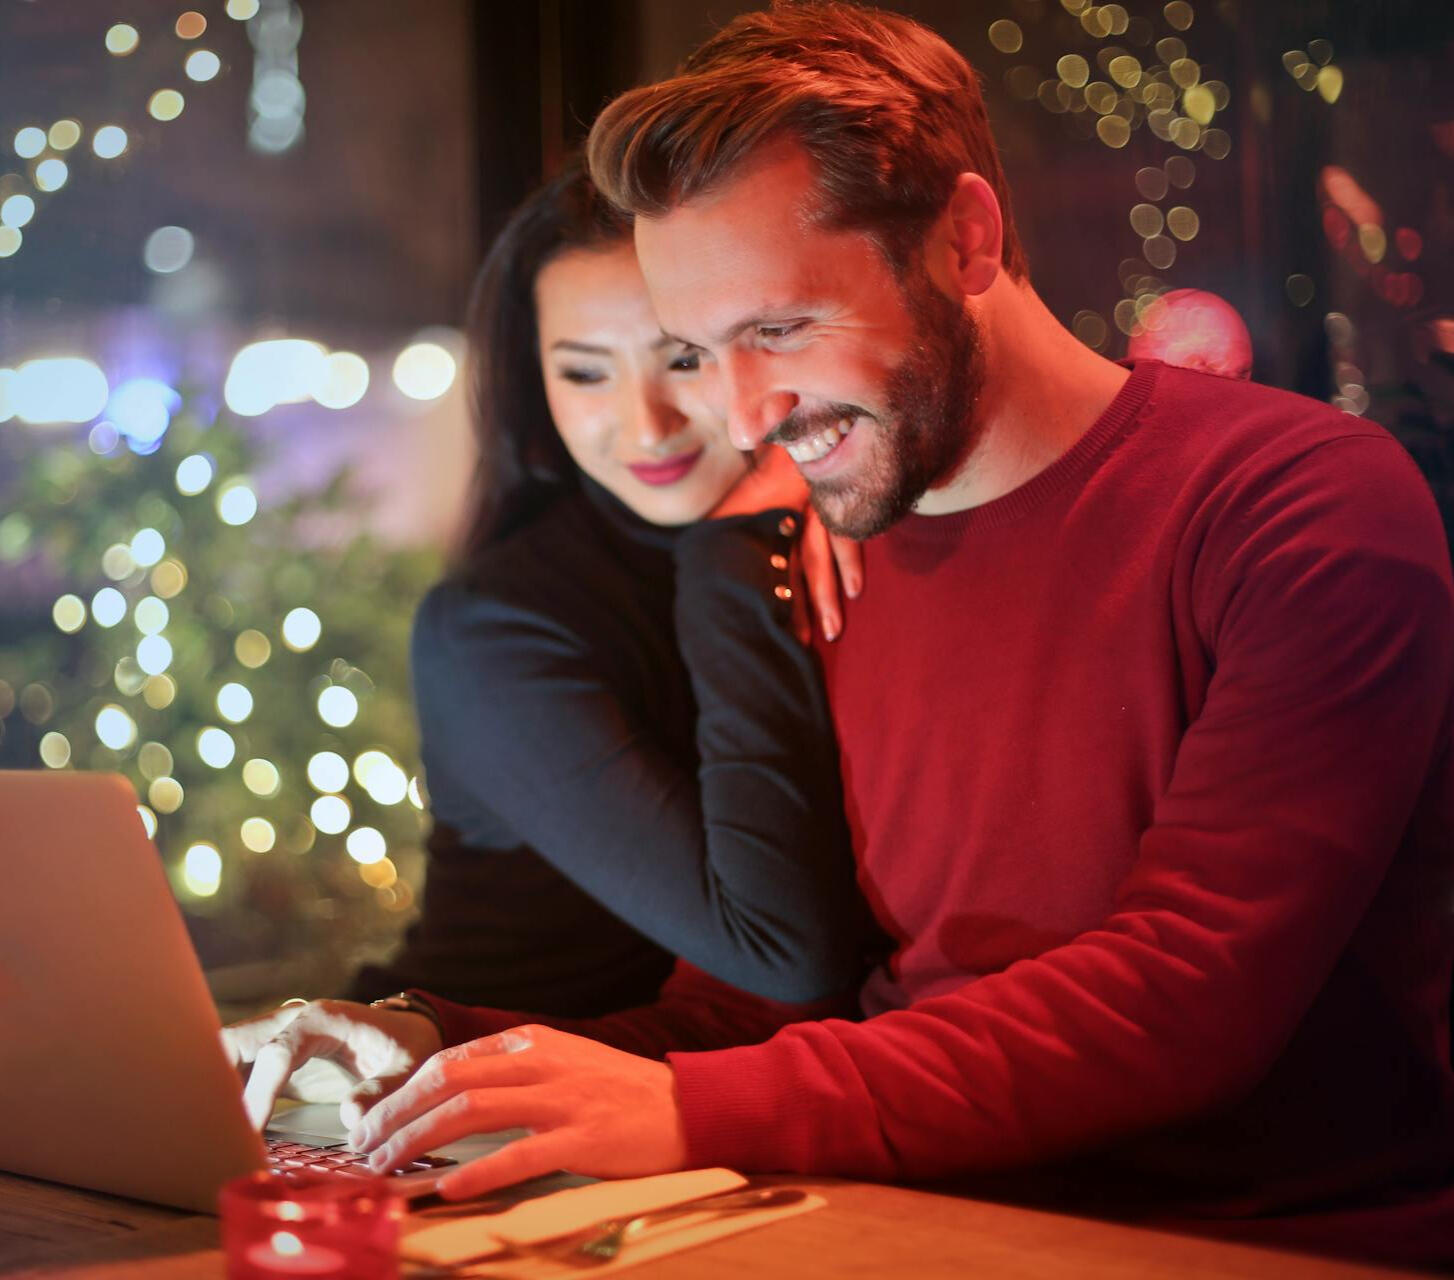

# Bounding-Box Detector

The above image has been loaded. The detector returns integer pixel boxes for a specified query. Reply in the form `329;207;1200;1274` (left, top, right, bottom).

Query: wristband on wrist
369;990;445;1044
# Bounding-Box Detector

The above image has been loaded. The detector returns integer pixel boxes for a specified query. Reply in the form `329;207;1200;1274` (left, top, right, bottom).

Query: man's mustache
765;403;869;447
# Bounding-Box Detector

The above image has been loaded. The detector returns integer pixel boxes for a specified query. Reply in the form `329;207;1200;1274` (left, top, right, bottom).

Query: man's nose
722;354;798;451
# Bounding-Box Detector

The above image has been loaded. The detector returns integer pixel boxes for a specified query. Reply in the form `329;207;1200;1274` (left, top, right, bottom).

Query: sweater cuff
407;988;524;1050
668;1041;806;1173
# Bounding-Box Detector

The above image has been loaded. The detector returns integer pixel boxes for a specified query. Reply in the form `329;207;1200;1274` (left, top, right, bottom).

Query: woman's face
535;242;748;525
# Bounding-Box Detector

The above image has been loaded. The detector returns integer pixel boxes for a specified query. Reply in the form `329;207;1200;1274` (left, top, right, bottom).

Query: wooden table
0;1169;1429;1279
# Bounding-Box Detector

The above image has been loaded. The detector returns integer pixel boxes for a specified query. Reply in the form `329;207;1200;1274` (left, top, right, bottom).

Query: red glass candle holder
220;1171;402;1280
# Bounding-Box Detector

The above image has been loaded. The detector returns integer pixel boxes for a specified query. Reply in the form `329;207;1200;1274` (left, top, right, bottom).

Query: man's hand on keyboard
221;999;445;1132
345;1024;688;1199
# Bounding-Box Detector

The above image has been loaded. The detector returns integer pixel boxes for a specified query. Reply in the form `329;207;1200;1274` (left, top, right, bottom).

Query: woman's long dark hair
456;160;632;565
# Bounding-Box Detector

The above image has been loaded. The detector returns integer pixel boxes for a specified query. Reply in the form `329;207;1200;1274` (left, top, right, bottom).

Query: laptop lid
0;770;265;1212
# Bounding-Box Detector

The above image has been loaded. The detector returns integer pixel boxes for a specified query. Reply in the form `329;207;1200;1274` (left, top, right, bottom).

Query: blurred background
1;0;1450;1009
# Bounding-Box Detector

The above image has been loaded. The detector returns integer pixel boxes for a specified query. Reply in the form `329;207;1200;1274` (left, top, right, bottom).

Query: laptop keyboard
265;1135;457;1179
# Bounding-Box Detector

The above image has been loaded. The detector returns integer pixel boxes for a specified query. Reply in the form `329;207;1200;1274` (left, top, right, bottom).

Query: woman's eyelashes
557;365;609;386
556;352;701;386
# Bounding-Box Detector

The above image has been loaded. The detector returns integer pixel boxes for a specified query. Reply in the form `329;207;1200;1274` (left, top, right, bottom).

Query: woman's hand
798;506;862;644
713;447;864;643
221;998;444;1131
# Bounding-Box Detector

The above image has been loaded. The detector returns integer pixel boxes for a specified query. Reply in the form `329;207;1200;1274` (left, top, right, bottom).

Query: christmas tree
0;393;441;1006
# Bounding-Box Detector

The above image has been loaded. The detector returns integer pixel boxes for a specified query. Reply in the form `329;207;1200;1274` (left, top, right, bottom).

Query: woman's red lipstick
627;447;704;487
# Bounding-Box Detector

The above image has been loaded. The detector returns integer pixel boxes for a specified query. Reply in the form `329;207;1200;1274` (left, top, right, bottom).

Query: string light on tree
2;373;434;984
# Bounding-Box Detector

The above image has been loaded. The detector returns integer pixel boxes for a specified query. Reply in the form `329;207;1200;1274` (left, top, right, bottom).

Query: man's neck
915;282;1131;516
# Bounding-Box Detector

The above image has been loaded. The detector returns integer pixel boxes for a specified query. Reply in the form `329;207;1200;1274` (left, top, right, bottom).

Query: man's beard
809;269;984;540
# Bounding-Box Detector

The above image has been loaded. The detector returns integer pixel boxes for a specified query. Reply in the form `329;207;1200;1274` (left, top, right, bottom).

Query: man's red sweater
424;363;1454;1252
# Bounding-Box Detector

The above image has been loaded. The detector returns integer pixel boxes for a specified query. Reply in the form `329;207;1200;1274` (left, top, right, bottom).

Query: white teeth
785;417;856;464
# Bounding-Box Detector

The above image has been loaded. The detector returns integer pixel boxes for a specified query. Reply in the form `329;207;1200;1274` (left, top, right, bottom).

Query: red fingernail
847;577;861;599
824;616;840;641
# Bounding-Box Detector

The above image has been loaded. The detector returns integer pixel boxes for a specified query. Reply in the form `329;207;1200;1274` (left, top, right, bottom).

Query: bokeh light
137;635;174;675
227;0;260;17
987;19;1022;53
310;794;351;834
133;596;170;635
102;543;135;580
39;731;71;769
176;453;215;495
13;127;45;159
224;338;326;416
19;683;55;724
139;742;174;780
144;226;195;275
1;195;35;229
392;341;456;401
281;607;321;652
129;528;166;568
108;378;181;452
48;120;81;151
93;125;129;159
52;594;86;634
1167;206;1201;241
95;704;138;751
307;751;349;793
105;23;139;55
1285;274;1316;307
243;758;281;797
359;858;397;890
216;480;258;526
183;843;221;896
1164;1;1194;31
185;50;222;82
312;352;370;410
152;559;187;598
217;682;254;723
236;628;273;667
137;806;158;839
91;587;127;628
150;776;184;813
363;758;408;806
176;11;207;39
114;656;147;697
0;228;19;258
346;827;386;865
12;358;108;425
241;818;276;853
317;686;359;728
197;726;237;768
35;159;69;192
1056;55;1090;89
148;91;186;123
143;674;177;710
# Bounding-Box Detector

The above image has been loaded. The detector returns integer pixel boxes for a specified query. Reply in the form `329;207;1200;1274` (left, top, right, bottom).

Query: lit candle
243;1230;347;1277
221;1171;400;1280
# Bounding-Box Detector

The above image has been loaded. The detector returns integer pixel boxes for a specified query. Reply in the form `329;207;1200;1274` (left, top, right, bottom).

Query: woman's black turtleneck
346;478;866;1011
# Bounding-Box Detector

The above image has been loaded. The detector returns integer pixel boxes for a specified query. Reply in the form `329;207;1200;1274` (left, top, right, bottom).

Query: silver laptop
0;770;518;1212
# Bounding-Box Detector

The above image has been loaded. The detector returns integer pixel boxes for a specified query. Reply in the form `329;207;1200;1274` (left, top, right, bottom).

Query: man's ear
944;172;1003;298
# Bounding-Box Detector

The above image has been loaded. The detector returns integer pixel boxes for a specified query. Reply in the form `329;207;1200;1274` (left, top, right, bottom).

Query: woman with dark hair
224;163;870;1127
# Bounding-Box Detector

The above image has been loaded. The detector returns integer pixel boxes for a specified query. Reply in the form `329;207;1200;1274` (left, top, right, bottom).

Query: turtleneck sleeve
409;499;867;1003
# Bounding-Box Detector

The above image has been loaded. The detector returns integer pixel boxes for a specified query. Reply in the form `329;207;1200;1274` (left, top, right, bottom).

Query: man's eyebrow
550;339;613;356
